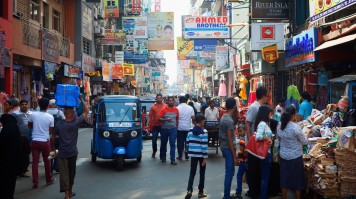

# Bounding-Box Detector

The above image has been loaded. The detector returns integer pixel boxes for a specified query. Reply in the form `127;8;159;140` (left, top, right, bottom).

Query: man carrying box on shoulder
51;94;89;199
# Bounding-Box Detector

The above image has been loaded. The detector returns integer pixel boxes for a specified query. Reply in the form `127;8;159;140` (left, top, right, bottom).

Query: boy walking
185;114;208;199
233;124;248;199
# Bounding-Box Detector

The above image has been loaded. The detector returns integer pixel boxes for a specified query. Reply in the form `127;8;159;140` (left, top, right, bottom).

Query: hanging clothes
316;86;328;111
287;85;301;102
239;76;248;100
218;80;227;97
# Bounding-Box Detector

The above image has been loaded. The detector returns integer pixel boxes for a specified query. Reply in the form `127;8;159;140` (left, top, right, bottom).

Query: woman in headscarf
0;114;22;199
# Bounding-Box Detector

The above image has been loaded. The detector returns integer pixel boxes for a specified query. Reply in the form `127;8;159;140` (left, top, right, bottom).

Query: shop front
82;53;96;105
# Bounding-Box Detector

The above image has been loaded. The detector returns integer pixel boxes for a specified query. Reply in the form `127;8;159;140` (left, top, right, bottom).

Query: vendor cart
205;121;220;154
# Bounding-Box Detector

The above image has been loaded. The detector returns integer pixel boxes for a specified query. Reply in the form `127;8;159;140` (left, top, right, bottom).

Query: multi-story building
9;0;76;107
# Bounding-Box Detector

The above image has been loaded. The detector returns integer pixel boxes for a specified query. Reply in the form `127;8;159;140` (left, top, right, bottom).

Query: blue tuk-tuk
91;95;142;170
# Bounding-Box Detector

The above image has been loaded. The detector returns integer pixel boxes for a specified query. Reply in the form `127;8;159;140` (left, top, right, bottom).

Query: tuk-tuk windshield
141;102;154;114
102;102;138;122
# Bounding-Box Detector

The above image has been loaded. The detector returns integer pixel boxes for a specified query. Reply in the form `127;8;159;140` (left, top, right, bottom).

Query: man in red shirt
159;96;179;165
148;94;166;158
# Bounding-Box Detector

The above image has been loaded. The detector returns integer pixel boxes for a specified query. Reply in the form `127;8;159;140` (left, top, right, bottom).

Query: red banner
262;44;279;64
112;63;124;79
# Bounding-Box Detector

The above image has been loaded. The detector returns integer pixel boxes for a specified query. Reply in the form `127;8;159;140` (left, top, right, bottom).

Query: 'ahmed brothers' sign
251;0;291;19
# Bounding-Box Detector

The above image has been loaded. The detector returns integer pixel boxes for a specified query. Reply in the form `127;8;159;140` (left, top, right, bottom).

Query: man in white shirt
204;101;219;122
28;97;55;189
177;96;195;160
193;98;201;114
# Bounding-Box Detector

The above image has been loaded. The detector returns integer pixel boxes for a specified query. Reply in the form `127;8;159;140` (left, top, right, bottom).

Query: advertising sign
262;44;279;63
285;27;318;67
251;0;291;19
102;61;111;81
177;37;194;60
152;71;161;77
82;3;93;41
112;63;124;79
123;17;148;61
148;58;166;69
64;64;80;78
194;39;218;52
147;12;174;50
114;51;124;63
122;17;148;39
42;30;59;63
179;60;189;69
251;23;285;51
101;29;125;45
215;46;229;71
123;63;135;76
309;0;356;22
104;0;119;18
0;32;5;78
82;53;96;73
44;61;57;80
182;16;229;39
128;0;142;15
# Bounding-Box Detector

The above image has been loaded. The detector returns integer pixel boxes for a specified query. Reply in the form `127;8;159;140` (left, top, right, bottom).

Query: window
83;38;92;55
52;9;60;32
30;0;40;21
43;2;49;29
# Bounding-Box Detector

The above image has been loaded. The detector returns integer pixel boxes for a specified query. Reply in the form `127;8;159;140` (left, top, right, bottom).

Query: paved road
14;128;270;199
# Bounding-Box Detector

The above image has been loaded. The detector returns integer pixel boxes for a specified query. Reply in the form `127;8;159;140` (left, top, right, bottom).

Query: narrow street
14;128;250;199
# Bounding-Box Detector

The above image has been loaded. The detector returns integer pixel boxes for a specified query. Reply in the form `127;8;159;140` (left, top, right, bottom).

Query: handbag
246;133;269;159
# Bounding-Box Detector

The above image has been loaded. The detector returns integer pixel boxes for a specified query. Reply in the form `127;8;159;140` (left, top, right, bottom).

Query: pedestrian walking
148;94;166;158
204;100;219;122
0;114;21;199
47;99;65;174
254;105;274;199
158;96;179;165
13;99;32;178
220;97;238;199
28;97;55;189
185;114;208;199
51;94;89;199
278;106;309;199
245;86;268;199
177;96;195;160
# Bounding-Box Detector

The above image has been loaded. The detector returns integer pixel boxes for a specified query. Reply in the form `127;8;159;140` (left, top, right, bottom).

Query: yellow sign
104;0;119;18
177;37;194;60
309;0;355;22
123;64;135;76
261;44;279;64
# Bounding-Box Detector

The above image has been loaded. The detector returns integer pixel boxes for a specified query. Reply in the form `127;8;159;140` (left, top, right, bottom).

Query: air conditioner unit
93;7;98;20
94;25;101;34
99;20;105;28
99;27;105;36
97;7;104;19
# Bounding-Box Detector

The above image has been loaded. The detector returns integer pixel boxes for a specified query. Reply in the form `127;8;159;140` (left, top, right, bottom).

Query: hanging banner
194;39;218;52
147;12;174;50
101;29;125;45
177;37;194;60
215;46;229;71
42;30;59;63
123;63;135;76
114;51;124;63
82;3;93;41
64;64;80;78
261;43;279;63
104;0;119;18
102;61;111;81
182;16;229;39
112;63;124;79
251;23;285;51
148;58;166;69
309;0;356;22
179;60;189;69
44;61;57;80
123;17;148;61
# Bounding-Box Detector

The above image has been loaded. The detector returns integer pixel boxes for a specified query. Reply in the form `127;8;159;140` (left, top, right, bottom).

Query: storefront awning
314;33;356;52
329;74;356;83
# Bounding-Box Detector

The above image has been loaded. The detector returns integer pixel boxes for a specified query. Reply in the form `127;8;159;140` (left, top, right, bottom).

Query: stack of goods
308;143;340;197
334;127;356;197
55;84;80;107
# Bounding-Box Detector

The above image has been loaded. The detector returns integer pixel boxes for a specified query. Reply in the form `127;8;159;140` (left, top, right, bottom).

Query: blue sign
285;27;318;67
152;71;161;77
194;39;218;52
204;0;216;2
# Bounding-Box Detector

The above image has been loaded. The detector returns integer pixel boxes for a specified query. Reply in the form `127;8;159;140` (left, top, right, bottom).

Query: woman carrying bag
254;105;274;199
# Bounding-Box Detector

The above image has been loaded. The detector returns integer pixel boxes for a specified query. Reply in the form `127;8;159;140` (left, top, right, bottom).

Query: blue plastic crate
55;84;80;107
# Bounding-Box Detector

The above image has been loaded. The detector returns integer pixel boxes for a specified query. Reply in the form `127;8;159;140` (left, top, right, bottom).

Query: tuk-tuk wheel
137;153;142;162
91;154;97;163
115;155;124;171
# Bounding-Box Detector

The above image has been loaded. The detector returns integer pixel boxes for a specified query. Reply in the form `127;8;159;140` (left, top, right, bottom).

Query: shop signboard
82;3;93;41
309;0;356;22
42;30;59;63
145;77;150;91
104;0;119;18
251;23;285;51
123;63;135;76
82;53;96;73
148;58;166;69
64;64;80;78
177;37;194;60
215;46;229;71
114;51;124;63
285;27;318;67
152;71;161;77
127;0;142;16
112;63;124;79
147;12;174;50
44;61;57;80
0;32;5;78
102;61;111;81
122;17;148;39
101;29;125;45
182;16;229;39
251;0;291;19
194;39;218;52
179;60;189;69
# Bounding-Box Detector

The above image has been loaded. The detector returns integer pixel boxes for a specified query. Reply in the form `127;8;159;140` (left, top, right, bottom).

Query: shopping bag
246;134;269;159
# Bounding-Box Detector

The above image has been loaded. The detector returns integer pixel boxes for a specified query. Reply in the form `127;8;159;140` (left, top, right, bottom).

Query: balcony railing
21;18;71;58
